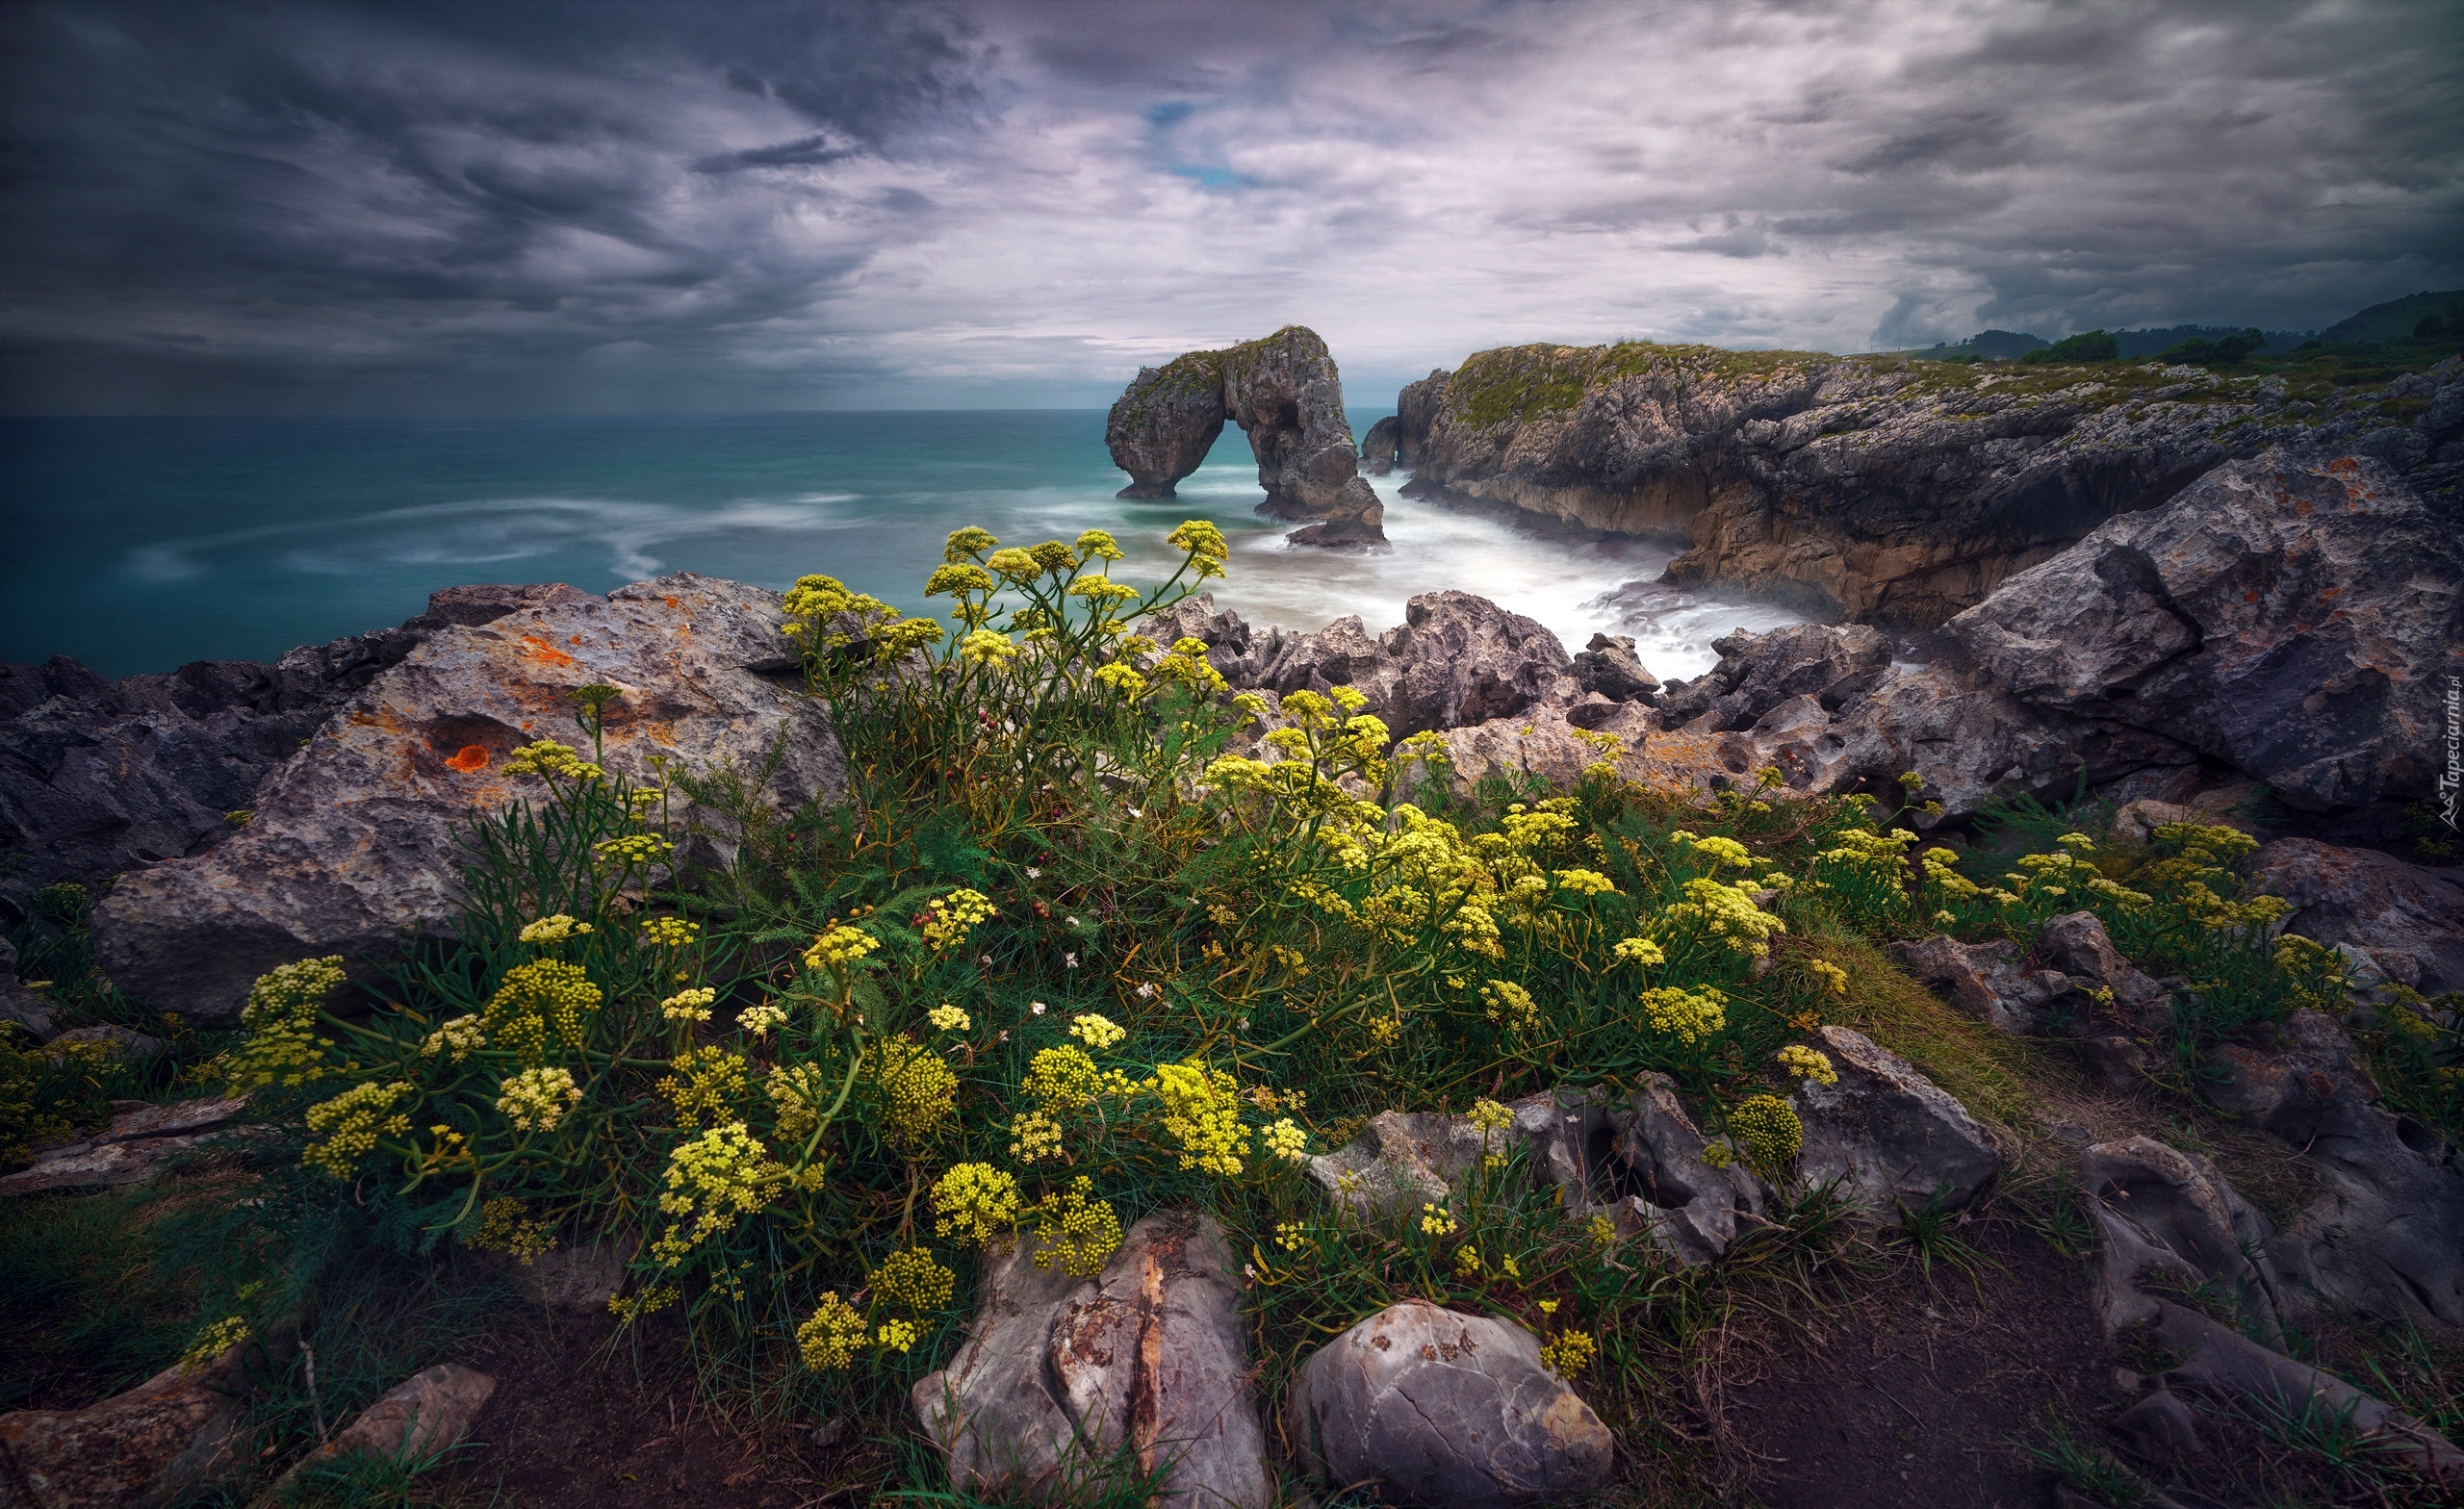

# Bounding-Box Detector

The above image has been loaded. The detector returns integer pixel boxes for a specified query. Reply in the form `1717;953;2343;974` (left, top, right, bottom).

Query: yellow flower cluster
928;1003;972;1032
302;1080;415;1177
1150;637;1228;695
1420;1203;1458;1238
1032;1175;1124;1276
420;1014;485;1061
1167;518;1231;577
594;832;674;868
652;1122;779;1266
1467;1097;1516;1134
503;740;604;782
1804;959;1850;998
518;913;592;944
932;1163;1022;1244
875;1247;957;1312
228;956;347;1089
661;986;717;1022
1552;868;1618;897
799;1292;866;1369
1664;877;1787;959
180;1315;252;1372
780;573;944;662
497;1065;582;1132
1009;1109;1064;1164
803;922;880;972
1731;1094;1803;1168
1611;935;1666;968
1640;985;1728;1045
469;1196;558;1264
481;959;603;1067
1481;979;1539;1030
1091;662;1147;698
876;1318;920;1353
873;1036;959;1150
1152;1059;1248;1177
737;1003;788;1037
1262;1117;1309;1163
1068;1012;1126;1049
1681;833;1754;870
1776;1045;1837;1086
922;889;997;953
1539;1329;1597;1379
640;916;701;948
1023;1044;1128;1113
658;1047;748;1128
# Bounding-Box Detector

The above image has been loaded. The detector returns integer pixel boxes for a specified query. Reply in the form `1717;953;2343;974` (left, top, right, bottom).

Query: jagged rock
0;1096;249;1197
2112;798;2204;843
2204;1010;2464;1329
1888;935;2071;1035
2080;1136;2292;1344
0;1316;288;1506
1601;1073;1766;1266
1432;701;1656;795
1791;1025;2000;1218
1281;1299;1613;1509
275;1365;495;1489
912;1213;1270;1509
90;574;845;1023
2038;910;2170;1030
1396;343;2460;627
1568;633;1658;703
1307;1109;1511;1225
1948;449;2464;811
1106;326;1385;546
2247;837;2464;995
1654;623;1889;732
0;584;578;923
1360;415;1400;475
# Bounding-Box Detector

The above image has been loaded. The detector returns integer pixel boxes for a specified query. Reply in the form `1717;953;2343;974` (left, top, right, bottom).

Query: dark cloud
0;0;2456;412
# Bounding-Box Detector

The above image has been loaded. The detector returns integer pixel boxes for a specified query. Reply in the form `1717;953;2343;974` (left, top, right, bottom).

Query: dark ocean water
0;410;1797;679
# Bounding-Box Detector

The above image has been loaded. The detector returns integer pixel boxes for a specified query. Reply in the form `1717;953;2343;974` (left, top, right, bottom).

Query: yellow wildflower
799;1292;865;1369
932;1163;1022;1245
497;1066;582;1133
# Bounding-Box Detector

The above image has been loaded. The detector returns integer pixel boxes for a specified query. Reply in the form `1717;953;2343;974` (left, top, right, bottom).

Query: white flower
1135;983;1156;1000
1025;867;1041;880
979;954;992;966
1030;1001;1046;1015
1064;953;1079;969
1065;915;1080;927
1128;807;1143;818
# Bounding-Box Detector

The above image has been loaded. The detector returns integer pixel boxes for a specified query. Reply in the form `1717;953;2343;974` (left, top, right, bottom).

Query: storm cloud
2;0;2456;411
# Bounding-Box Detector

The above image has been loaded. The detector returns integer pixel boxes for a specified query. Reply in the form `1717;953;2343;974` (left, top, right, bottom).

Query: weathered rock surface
0;1096;249;1197
1887;935;2072;1035
2247;837;2464;996
0;584;575;924
509;1236;638;1314
277;1365;495;1485
2037;910;2170;1031
1106;326;1385;546
1653;623;1889;732
1946;449;2464;811
1600;1073;1768;1266
1359;415;1400;475
2081;1136;2292;1344
0;1319;287;1507
2204;1010;2464;1330
1282;1299;1613;1509
1307;1109;1504;1225
912;1212;1270;1509
1792;1025;2000;1217
89;574;844;1023
1394;343;2461;627
1567;633;1658;703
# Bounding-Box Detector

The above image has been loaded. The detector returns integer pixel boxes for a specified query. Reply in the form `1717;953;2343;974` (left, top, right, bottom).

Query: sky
2;0;2458;413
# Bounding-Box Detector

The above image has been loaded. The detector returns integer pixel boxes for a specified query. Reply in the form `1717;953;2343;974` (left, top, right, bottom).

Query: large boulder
1106;326;1384;546
2079;1136;2292;1343
90;574;844;1023
0;1317;288;1506
1948;449;2464;811
2247;837;2464;996
274;1365;495;1491
0;584;573;923
1887;935;2072;1036
912;1212;1271;1509
1281;1299;1613;1509
1791;1025;2001;1217
1599;1073;1767;1266
1653;623;1888;732
1359;415;1401;475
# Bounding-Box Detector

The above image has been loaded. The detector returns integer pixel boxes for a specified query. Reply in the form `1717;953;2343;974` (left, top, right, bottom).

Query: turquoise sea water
0;411;1798;680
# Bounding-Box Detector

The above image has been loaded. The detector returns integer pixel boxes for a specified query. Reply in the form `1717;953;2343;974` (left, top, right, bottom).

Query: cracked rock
1791;1025;2000;1219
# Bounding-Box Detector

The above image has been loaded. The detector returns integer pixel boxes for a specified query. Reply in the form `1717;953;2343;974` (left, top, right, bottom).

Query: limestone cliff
1106;326;1385;546
1392;345;2463;626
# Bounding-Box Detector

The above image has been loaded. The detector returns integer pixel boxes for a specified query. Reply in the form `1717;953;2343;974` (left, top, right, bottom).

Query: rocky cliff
1106;326;1386;546
1391;344;2463;626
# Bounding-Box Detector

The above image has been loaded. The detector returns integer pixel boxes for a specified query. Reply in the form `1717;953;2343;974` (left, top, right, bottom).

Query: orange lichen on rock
521;635;577;668
446;745;490;773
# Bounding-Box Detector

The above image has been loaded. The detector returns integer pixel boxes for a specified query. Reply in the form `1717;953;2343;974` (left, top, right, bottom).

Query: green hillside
2317;289;2464;345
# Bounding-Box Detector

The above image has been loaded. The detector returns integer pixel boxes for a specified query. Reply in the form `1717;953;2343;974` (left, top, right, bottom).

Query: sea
0;411;1800;681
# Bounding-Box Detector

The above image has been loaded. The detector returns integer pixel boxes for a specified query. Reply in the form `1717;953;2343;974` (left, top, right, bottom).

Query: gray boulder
1106;326;1385;546
0;583;575;924
90;574;845;1023
1792;1025;2000;1217
274;1365;495;1491
1282;1299;1613;1509
1888;935;2072;1035
1653;623;1888;732
913;1213;1271;1509
1948;448;2464;811
1307;1108;1511;1226
0;1095;250;1197
2080;1136;2292;1344
2246;836;2464;996
2038;911;2169;1025
1360;415;1400;475
1600;1073;1767;1266
1568;632;1658;703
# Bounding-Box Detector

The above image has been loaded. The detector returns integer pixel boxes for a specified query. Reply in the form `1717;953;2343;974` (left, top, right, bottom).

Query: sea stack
1105;325;1386;547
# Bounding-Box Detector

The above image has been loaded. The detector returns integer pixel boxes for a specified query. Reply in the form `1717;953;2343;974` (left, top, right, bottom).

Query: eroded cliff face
1106;325;1385;546
1394;344;2463;626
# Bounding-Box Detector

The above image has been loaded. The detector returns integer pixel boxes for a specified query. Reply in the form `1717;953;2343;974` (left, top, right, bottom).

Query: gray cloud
1;0;2456;412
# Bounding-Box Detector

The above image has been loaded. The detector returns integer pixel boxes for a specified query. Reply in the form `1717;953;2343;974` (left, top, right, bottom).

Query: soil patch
439;1314;879;1508
1716;1220;2123;1508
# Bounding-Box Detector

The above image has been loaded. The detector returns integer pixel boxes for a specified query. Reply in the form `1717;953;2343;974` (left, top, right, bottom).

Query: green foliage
2158;327;2269;366
2019;328;2121;365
